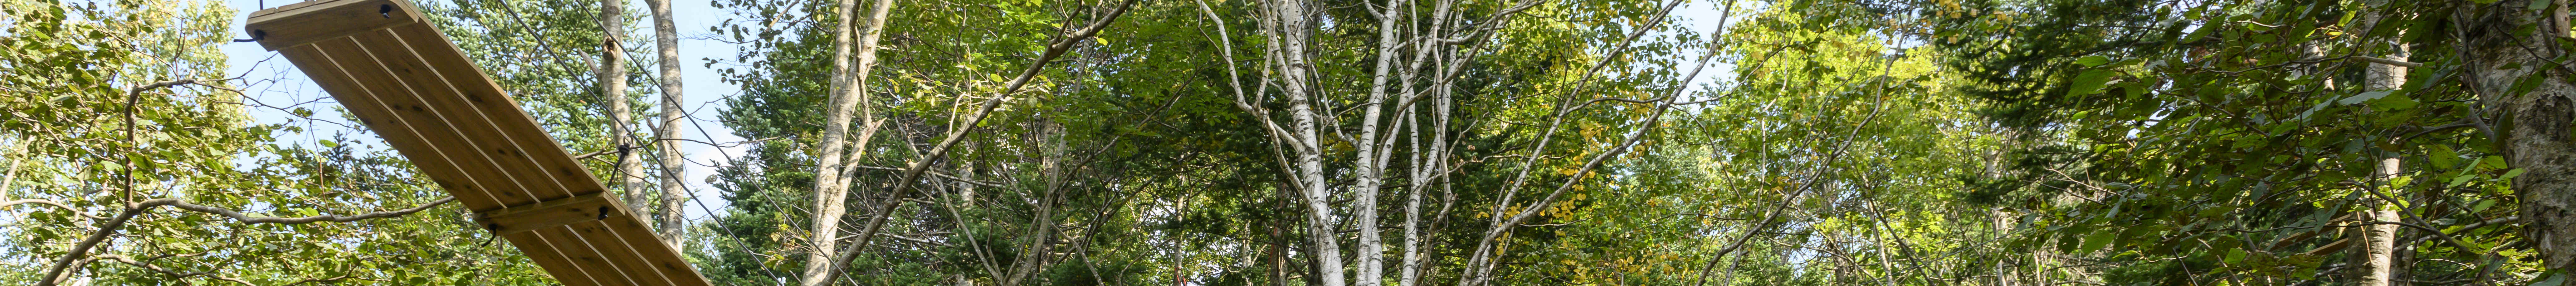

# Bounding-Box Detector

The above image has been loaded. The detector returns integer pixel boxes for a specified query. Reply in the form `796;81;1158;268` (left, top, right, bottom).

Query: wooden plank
251;1;714;285
275;45;491;209
245;0;423;51
542;226;650;285
503;231;612;286
309;35;649;286
566;220;681;286
382;22;609;201
604;213;714;283
377;19;709;286
277;44;508;211
479;192;626;235
348;28;568;205
285;42;606;286
354;23;692;286
307;37;543;208
303;37;636;284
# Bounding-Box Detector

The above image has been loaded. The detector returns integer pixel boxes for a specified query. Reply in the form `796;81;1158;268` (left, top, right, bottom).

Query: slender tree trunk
2351;12;2409;283
600;0;644;207
1400;9;1453;282
800;0;895;283
1263;0;1344;284
2349;158;2400;286
643;0;688;248
2468;0;2576;270
1003;121;1067;286
1352;0;1416;285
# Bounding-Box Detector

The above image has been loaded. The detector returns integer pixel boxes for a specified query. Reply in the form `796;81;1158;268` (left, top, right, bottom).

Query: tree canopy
5;0;2576;284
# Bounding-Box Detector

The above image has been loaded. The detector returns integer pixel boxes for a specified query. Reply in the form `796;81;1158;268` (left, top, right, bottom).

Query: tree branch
0;199;105;220
816;0;1139;283
33;197;455;286
2353;55;2425;68
163;197;456;224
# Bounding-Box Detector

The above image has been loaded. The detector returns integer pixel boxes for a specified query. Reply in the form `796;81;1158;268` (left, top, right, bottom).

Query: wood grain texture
478;192;627;235
249;0;711;284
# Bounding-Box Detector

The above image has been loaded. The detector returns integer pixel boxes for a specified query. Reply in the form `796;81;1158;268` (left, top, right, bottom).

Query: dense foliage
6;0;2576;284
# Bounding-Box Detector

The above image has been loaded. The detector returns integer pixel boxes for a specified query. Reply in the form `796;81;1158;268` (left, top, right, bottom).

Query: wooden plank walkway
247;0;711;284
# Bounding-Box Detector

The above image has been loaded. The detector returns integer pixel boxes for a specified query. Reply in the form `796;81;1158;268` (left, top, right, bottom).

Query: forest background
3;0;2570;284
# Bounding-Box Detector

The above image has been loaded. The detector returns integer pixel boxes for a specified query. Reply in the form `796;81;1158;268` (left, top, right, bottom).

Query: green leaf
2432;145;2462;169
2074;55;2110;67
2340;90;2391;105
2370;91;2419;110
2081;228;2117;253
2071;69;2115;95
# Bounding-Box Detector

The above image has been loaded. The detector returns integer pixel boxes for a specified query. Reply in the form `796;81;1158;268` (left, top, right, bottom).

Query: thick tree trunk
797;0;859;279
643;0;688;248
2469;0;2576;270
800;0;895;284
600;0;645;207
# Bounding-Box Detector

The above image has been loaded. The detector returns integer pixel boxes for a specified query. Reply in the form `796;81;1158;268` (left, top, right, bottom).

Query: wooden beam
249;0;712;284
247;0;424;51
478;193;627;235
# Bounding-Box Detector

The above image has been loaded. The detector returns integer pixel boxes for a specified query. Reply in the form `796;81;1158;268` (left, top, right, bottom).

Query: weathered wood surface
248;0;710;284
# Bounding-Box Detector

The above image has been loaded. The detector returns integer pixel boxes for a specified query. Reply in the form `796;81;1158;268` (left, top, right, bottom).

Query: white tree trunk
599;0;644;207
643;0;688;248
1351;0;1415;284
1263;0;1345;285
2350;12;2408;283
799;0;895;284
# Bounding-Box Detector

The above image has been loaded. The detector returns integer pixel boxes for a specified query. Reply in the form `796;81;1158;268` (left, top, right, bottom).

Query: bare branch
2353;55;2425;68
163;197;456;225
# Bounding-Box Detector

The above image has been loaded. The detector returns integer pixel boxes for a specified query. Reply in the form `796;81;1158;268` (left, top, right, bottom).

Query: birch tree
599;0;646;207
643;0;689;247
797;0;895;283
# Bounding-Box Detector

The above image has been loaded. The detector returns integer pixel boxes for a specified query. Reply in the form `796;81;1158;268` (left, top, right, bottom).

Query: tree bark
799;0;895;283
1400;6;1454;284
2351;12;2408;283
643;0;688;248
1002;121;1066;286
1259;0;1345;285
1353;0;1414;285
2466;0;2576;270
600;0;645;208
